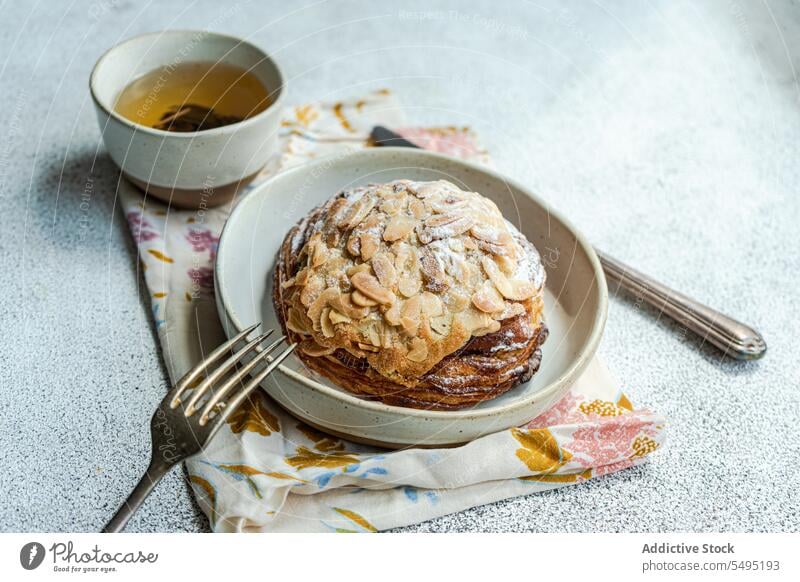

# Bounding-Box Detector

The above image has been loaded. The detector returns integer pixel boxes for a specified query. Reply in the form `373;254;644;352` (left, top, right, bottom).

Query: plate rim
215;147;608;421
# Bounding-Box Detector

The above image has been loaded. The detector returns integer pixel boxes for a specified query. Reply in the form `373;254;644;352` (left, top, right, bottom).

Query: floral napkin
118;90;665;532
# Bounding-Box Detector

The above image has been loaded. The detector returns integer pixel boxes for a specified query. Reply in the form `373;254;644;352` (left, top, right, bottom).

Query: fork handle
102;458;173;533
597;250;766;360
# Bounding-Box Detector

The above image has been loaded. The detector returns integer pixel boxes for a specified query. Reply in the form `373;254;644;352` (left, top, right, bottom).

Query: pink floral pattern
524;390;663;476
126;211;159;243
565;414;660;468
526;391;585;428
186;228;220;259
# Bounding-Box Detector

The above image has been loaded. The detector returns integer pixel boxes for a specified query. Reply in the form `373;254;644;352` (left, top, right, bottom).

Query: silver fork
102;324;296;533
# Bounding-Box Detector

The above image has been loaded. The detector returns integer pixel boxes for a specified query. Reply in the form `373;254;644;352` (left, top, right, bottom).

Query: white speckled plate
215;148;607;447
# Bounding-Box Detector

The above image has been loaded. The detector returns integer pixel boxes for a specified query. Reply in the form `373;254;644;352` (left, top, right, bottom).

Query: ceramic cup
90;30;285;208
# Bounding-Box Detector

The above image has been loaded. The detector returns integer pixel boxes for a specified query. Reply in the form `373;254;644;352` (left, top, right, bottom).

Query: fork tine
183;330;275;415
170;322;260;408
223;344;297;419
197;337;288;424
205;343;297;427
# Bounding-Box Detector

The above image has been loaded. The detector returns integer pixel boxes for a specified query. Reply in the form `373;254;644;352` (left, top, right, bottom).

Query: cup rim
89;29;285;138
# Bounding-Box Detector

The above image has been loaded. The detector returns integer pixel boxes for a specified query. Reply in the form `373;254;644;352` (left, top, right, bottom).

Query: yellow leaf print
153;292;167;298
295;423;345;452
226;394;280;436
285;446;359;470
520;468;592;483
333;508;377;532
333;102;354;132
147;249;174;263
295;104;319;127
511;427;572;474
218;464;306;483
213;464;305;499
189;475;217;524
617;393;633;411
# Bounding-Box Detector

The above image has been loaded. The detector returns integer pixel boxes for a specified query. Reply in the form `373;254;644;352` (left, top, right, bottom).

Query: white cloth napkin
119;90;665;532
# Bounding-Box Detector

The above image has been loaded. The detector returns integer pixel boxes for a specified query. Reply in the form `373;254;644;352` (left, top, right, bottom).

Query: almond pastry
273;179;547;410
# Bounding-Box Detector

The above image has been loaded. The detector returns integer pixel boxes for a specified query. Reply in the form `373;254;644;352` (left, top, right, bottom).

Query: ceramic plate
215;148;607;447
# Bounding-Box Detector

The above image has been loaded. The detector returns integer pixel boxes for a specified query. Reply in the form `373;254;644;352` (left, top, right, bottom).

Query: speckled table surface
1;0;798;533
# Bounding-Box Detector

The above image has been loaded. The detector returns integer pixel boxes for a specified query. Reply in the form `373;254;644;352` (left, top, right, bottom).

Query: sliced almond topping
338;195;376;229
320;307;335;338
300;340;335;357
430;195;467;214
420;248;449;293
448;237;464;252
300;276;325;307
481;256;514;297
496;254;517;275
398;275;421;298
328;309;352;325
379;198;403;216
383;215;415;242
407;337;429;362
493;302;526;321
420;291;444;317
425;212;463;228
346;232;361;256
309;235;329;268
287;308;310;335
307;288;338;330
385;302;402;326
418;214;475;244
445;255;470;285
371;253;397;288
471;284;505;313
408;198;426;219
476;239;514;257
445;289;471;312
392;242;412;272
458;310;498;336
360;231;380;261
366;323;382;347
325;229;341;248
346;263;371;277
351;289;378;307
295;268;310;287
280;276;297;289
508;279;538;301
351;271;395;305
400;295;422;336
357;342;380;352
429;314;452;336
470;223;507;245
414;181;454;199
482;256;538;301
381;325;393;348
329;293;370;320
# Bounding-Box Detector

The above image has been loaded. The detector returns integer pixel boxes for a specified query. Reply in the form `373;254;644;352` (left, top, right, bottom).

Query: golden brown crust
273;179;548;410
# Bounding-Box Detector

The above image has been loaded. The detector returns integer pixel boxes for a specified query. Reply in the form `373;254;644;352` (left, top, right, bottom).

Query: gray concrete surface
1;0;798;532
